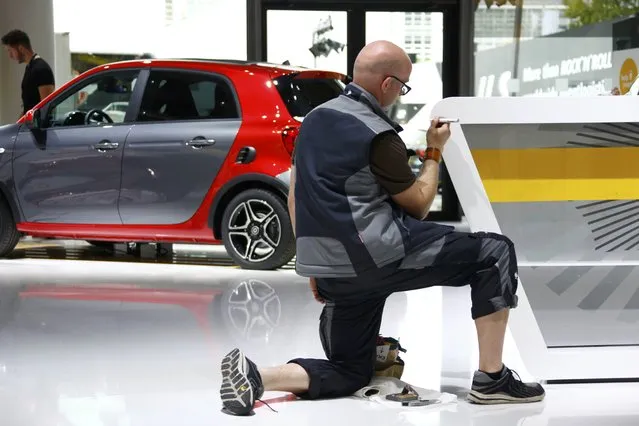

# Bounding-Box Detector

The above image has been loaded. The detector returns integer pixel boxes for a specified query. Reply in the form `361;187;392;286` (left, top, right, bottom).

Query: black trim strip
548;343;639;348
546;377;639;385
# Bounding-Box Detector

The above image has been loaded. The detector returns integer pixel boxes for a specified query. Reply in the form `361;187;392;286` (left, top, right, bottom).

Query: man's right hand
390;117;452;220
309;277;325;304
426;117;451;151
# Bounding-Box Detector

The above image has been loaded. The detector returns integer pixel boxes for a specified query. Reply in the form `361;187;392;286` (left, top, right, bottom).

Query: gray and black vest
294;83;453;278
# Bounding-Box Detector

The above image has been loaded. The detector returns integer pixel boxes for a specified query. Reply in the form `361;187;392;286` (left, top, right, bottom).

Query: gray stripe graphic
547;266;592;295
575;200;639;252
581;124;639;146
587;204;639;225
319;93;394;135
461;122;639;150
609;227;639;251
592;211;639;235
597;224;639;251
576;200;613;210
322;303;335;358
577;131;639;147
618;287;639;323
624;286;639;310
582;200;639;217
578;266;633;310
567;141;605;147
398;236;445;269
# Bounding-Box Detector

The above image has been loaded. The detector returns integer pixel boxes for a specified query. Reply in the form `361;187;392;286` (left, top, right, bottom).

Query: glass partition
266;10;348;74
473;1;639;98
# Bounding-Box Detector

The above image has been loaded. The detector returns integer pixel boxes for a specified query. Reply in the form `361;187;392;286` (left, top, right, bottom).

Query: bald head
352;41;412;109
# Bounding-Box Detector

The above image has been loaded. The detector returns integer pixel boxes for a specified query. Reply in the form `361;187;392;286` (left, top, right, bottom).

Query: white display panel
432;96;639;381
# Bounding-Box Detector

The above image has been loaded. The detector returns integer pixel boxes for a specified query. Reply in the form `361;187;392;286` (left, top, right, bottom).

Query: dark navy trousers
289;231;519;400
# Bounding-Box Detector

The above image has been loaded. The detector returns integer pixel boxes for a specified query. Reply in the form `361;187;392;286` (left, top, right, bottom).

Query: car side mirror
24;108;42;130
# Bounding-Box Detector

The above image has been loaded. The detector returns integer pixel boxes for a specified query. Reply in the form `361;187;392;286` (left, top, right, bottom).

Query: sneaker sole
220;348;254;415
467;390;545;405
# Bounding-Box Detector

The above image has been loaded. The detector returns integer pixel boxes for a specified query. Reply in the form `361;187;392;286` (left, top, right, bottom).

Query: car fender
208;173;291;239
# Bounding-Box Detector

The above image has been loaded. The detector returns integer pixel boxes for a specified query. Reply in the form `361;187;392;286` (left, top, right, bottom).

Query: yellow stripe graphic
472;147;639;202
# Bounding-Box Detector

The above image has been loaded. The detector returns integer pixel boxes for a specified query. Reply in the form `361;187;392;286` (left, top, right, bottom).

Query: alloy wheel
226;279;281;342
227;199;282;263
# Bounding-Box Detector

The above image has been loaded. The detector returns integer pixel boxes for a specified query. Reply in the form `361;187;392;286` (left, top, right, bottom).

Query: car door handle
93;140;119;151
186;137;216;149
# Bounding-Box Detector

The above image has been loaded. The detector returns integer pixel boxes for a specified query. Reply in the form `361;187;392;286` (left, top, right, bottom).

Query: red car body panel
19;284;223;335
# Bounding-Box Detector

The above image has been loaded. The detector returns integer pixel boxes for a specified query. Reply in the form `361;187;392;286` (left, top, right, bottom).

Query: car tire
221;189;295;270
0;197;21;257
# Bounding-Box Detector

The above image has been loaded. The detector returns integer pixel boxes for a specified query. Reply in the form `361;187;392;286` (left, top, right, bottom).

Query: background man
2;29;55;116
219;40;545;416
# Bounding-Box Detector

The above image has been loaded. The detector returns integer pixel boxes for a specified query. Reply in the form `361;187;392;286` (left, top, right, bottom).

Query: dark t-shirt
369;131;416;195
291;130;416;195
21;54;55;114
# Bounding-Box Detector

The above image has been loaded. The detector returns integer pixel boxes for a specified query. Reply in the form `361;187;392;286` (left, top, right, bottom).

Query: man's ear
381;77;392;92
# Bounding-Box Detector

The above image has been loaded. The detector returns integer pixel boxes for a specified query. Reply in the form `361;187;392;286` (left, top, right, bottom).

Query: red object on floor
254;394;298;409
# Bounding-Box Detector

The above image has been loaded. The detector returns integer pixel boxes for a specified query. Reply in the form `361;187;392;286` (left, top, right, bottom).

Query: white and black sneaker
468;366;545;405
220;348;265;416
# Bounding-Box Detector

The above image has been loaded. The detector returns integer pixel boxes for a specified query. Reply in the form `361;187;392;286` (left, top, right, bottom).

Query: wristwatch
421;147;442;163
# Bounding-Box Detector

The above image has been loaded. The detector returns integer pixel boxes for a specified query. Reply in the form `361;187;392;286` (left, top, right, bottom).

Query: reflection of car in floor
10;277;283;346
0;275;407;361
0;59;347;270
0;278;282;421
0;275;408;421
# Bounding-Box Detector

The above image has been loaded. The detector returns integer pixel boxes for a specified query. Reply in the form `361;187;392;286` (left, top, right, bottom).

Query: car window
273;73;345;119
136;71;239;122
47;70;139;128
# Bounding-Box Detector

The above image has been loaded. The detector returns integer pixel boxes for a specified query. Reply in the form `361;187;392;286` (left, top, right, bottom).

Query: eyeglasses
390;75;412;96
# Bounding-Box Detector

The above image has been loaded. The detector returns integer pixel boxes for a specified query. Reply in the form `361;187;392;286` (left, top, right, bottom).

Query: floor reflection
0;271;322;425
0;260;636;425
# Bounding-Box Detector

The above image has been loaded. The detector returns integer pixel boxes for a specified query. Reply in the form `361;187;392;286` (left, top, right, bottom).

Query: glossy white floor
1;255;638;426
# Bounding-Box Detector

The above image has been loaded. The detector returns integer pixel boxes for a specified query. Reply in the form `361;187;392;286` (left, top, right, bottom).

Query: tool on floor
401;399;441;407
385;384;419;402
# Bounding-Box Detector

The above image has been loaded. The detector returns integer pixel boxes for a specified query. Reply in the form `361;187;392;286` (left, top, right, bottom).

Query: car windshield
273;73;345;120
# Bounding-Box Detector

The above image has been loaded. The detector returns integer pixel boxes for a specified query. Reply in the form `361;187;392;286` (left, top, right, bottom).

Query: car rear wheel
0;197;21;257
221;189;295;270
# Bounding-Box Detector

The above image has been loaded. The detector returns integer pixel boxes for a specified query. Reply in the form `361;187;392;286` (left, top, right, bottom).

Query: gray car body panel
13;123;133;224
0;123;22;220
118;119;241;225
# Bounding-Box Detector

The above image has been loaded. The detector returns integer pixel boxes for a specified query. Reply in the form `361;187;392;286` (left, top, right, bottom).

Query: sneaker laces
509;369;522;382
257;398;278;413
505;368;536;394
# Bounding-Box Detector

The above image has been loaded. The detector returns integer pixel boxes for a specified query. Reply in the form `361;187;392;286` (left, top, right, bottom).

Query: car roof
100;58;318;74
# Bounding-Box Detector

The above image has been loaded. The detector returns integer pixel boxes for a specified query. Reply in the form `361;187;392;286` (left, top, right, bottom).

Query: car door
118;69;242;225
12;68;146;224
